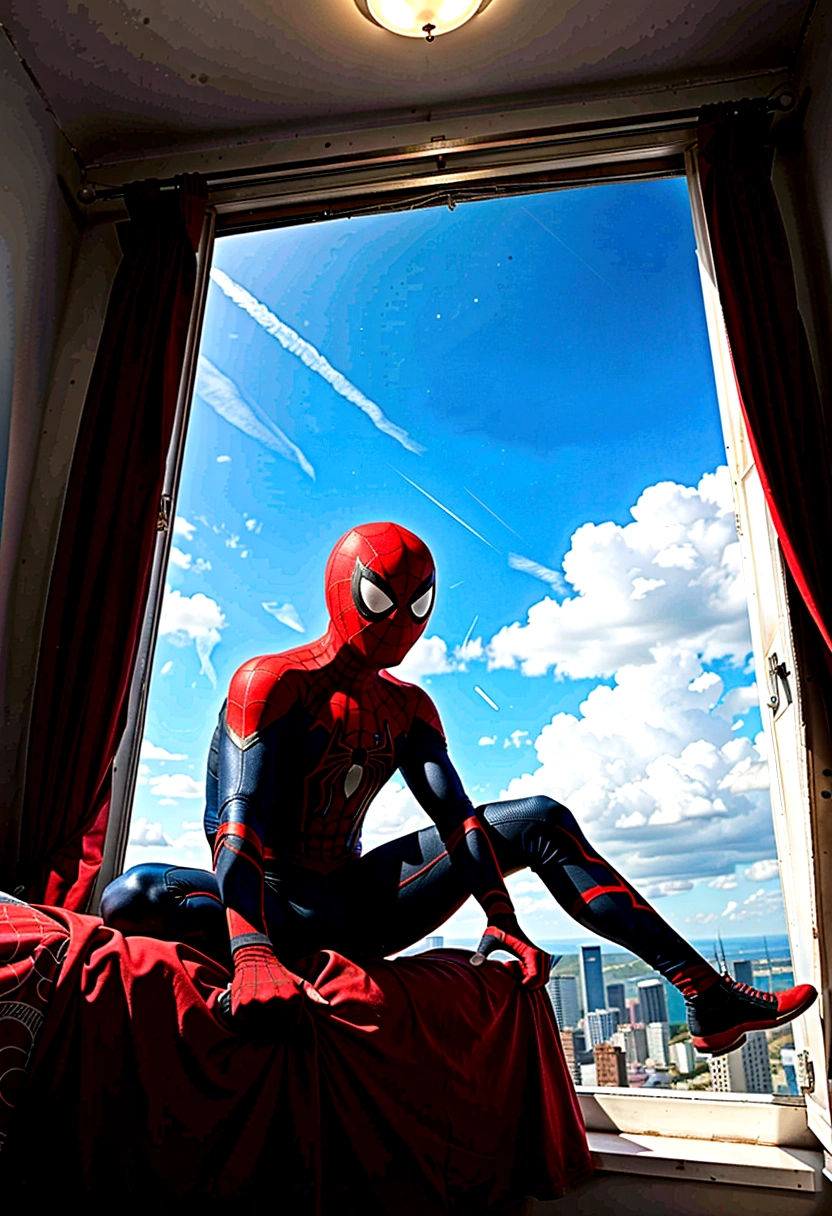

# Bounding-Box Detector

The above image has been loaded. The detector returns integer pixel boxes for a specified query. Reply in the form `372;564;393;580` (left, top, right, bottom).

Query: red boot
687;975;817;1056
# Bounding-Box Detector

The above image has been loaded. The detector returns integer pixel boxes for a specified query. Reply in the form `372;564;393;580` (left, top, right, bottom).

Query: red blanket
2;900;592;1210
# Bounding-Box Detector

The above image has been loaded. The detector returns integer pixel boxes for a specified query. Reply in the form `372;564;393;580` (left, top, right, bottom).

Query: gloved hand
219;943;329;1037
470;916;551;989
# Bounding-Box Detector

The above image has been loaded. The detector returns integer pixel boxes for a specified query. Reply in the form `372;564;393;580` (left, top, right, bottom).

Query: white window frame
686;149;828;1153
89;100;828;1181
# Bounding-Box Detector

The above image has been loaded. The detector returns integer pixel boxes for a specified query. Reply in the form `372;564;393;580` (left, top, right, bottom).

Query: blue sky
128;177;786;943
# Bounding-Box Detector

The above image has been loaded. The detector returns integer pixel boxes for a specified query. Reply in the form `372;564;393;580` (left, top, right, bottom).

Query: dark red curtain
697;103;832;653
20;175;208;910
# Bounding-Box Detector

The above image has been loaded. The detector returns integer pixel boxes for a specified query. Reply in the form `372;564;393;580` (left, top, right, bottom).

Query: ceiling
3;0;815;166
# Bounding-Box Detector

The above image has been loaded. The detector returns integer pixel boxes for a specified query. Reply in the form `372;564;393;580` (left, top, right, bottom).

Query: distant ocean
439;934;793;964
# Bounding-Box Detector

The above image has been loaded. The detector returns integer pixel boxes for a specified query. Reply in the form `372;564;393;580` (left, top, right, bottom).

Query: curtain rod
77;91;795;205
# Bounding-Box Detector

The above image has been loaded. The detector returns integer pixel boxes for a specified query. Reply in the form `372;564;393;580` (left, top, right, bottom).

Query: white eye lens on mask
410;585;434;620
360;577;394;616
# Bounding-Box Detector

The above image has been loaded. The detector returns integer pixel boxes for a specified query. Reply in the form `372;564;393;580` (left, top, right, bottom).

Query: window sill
587;1130;823;1191
577;1086;816;1149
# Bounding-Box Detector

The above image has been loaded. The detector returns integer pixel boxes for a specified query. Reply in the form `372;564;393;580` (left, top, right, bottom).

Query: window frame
93;112;826;1161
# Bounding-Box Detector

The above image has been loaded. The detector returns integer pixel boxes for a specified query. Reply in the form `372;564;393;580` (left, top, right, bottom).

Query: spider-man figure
103;522;816;1056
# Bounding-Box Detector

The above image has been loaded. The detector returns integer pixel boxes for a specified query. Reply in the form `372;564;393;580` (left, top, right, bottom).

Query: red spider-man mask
325;522;436;669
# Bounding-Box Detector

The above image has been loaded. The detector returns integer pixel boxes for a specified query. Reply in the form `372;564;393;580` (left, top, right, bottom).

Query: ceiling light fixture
360;0;491;42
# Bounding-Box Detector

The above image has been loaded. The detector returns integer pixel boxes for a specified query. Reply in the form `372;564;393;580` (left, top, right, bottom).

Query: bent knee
481;794;573;829
519;794;572;825
99;864;168;928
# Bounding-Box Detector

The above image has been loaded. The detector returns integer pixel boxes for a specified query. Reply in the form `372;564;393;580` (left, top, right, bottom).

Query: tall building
586;1008;619;1047
671;1038;697;1074
638;978;669;1024
612;1023;648;1066
548;974;581;1029
580;945;605;1017
781;1048;799;1095
626;997;641;1025
742;1031;774;1093
579;1063;598;1087
425;935;444;949
710;1031;773;1094
731;959;754;986
663;978;688;1024
594;1042;628;1086
606;982;626;1027
560;1028;581;1085
646;1021;670;1067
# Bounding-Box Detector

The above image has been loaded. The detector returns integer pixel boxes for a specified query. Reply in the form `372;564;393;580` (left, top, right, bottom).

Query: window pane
128;178;795;1094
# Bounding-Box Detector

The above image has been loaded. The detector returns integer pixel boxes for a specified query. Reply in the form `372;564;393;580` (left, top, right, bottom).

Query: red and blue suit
102;522;817;1054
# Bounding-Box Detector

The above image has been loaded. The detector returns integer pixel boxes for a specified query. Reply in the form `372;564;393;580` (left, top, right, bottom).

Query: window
120;165;809;1108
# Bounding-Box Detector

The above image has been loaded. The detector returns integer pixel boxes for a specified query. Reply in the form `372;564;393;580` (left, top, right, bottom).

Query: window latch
767;653;793;715
796;1050;815;1095
157;493;172;533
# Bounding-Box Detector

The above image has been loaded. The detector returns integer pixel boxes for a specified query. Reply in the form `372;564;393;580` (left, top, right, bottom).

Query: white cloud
159;585;225;687
160;661;174;676
721;887;784;922
262;602;305;633
504;730;530;749
389;635;455;680
361;781;432;853
128;817;170;847
245;518;258;531
123;820;212;874
708;873;738;890
642;879;694;897
194;557;212;573
141;739;188;761
478;736;497;746
149;773;204;799
498;646;776;890
744;858;779;883
487;468;751;679
169;546;192;570
173;516;196;542
217;455;231;463
721;900;739;917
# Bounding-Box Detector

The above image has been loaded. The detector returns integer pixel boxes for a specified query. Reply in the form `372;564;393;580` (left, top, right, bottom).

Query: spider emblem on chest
302;718;395;826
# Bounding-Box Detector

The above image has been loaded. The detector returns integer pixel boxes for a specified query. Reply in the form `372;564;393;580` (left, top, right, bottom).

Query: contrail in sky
391;468;500;553
210;268;425;454
195;357;315;479
508;551;566;590
462;615;479;648
474;685;500;712
465;488;522;539
520;206;612;287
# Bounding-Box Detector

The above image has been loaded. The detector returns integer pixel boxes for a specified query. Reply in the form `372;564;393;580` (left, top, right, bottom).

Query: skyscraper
594;1042;628;1086
709;1031;773;1094
560;1028;581;1085
626;997;641;1025
425;935;444;950
611;1023;648;1067
548;974;581;1029
646;1022;670;1067
580;944;605;1016
671;1039;697;1074
638;978;669;1024
606;982;626;1027
731;959;754;986
586;1008;619;1047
